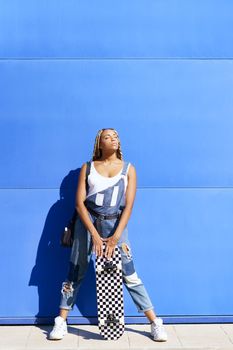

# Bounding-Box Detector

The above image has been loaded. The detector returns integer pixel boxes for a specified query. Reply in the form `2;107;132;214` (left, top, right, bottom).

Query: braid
92;128;123;161
92;129;104;161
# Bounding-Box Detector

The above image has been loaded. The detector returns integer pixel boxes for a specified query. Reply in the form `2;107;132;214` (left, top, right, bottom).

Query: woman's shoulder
80;160;92;172
82;159;92;167
123;161;136;177
124;160;135;167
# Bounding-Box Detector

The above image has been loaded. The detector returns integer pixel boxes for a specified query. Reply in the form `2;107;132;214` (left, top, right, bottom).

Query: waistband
87;206;121;220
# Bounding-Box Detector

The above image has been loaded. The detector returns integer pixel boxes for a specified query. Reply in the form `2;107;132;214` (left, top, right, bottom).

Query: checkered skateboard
95;242;125;340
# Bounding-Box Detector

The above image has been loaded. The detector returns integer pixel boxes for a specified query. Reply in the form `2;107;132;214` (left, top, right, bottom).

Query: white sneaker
49;316;68;340
151;317;168;342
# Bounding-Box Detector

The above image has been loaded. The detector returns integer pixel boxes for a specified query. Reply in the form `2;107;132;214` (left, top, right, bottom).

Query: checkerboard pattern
95;242;125;340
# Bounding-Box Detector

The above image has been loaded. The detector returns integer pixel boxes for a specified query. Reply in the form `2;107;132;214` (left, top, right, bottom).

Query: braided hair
92;128;123;161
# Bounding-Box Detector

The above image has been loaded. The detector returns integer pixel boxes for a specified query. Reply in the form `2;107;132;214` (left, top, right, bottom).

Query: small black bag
60;210;77;247
60;161;91;248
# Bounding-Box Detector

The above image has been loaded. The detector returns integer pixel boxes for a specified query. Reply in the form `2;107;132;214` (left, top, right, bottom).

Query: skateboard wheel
99;318;105;326
96;266;103;273
116;263;122;271
119;316;125;325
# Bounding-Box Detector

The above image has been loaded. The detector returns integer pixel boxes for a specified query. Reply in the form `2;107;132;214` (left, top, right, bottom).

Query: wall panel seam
0;57;233;61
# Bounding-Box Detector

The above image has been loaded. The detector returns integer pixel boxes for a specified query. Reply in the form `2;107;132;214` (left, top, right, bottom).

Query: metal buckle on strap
98;214;106;220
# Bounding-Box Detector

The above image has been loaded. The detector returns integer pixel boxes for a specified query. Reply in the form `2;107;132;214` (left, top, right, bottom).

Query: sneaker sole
153;337;168;342
49;331;68;340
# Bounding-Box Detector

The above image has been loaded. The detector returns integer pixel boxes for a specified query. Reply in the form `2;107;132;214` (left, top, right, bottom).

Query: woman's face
99;129;119;152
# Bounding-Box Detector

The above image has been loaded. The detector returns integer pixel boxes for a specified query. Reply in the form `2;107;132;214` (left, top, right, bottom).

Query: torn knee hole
121;243;132;259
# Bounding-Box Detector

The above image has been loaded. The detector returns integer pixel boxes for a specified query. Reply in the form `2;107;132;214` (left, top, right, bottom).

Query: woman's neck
99;152;118;163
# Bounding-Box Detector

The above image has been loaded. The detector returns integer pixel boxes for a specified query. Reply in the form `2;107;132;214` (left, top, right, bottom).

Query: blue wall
1;0;233;324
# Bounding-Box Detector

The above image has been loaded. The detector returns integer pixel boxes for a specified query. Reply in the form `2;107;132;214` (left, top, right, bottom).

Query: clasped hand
92;234;118;260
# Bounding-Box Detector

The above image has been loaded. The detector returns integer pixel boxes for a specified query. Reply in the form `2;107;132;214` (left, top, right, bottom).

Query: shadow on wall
28;167;97;324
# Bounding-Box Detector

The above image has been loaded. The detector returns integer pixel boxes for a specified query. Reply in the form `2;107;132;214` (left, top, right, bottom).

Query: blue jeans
59;213;154;313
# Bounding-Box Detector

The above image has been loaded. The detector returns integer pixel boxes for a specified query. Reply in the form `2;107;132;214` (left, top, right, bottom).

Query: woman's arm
105;163;137;259
75;162;104;257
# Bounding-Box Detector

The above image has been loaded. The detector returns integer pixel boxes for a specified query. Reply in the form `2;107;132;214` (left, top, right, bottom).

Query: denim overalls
59;161;154;313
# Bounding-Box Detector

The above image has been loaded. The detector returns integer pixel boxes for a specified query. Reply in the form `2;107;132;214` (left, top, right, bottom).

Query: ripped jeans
59;213;154;313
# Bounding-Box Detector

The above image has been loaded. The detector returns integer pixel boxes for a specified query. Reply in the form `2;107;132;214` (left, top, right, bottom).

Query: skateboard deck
95;242;125;340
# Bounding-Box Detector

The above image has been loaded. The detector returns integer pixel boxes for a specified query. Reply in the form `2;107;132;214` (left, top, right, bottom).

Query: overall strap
121;161;130;176
85;161;91;191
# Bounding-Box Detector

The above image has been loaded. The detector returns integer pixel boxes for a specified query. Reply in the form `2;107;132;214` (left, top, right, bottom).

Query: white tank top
86;161;130;198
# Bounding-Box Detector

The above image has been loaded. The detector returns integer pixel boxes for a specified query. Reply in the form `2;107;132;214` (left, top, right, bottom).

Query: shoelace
152;323;164;334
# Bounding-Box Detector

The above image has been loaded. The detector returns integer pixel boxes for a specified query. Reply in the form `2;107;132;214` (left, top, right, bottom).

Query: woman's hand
104;235;119;260
91;233;104;257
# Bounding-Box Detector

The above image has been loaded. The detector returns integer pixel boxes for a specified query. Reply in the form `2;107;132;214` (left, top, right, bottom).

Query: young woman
49;128;167;342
